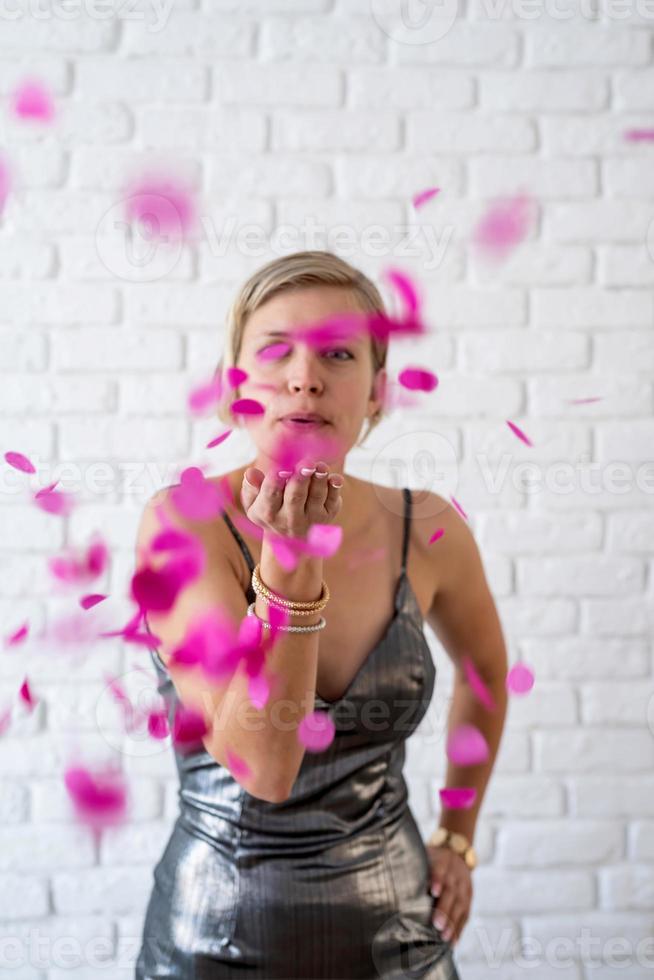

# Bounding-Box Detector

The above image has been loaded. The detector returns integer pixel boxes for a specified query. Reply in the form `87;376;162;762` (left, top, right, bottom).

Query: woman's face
234;284;386;470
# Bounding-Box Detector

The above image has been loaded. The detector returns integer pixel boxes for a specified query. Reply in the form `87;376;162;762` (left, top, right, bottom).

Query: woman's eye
323;349;353;360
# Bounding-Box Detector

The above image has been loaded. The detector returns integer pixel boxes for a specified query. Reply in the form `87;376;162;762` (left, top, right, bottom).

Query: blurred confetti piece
257;341;292;363
147;709;169;740
506;662;535;695
306;522;343;559
506;419;533;447
226;747;252;779
124;170;196;242
446;723;489;766
429;528;445;545
0;706;11;735
170;466;224;522
624;128;654;142
49;533;109;586
230;397;265;418
450;496;468;521
4;450;36;474
384;267;420;315
0;155;12;214
438;787;477;809
412;187;440;209
18;677;37;711
33;485;75;516
171;705;210;751
568;396;602;405
398;366;439;393
64;763;127;835
5;622;29;646
473;192;536;261
12;78;55;122
206;429;233;450
463;654;497;712
298;710;335;752
187;376;224;416
79;594;107;610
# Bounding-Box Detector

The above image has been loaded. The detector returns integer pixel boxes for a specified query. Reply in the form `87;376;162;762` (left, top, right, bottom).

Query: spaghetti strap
401;486;412;574
222;510;256;574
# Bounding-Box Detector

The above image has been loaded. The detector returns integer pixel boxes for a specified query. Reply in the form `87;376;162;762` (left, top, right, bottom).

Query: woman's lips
280;418;327;429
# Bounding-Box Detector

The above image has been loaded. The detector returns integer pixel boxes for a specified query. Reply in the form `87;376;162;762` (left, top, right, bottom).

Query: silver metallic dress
135;487;461;979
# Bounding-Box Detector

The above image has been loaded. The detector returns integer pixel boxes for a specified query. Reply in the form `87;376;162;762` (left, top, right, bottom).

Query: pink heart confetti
438;787;477;810
462;654;497;712
306;523;343;559
187;375;224;416
33;485;75;516
124;170;196;242
229;397;265;418
412;187;440;210
450;496;468;521
298;709;335;752
428;528;445;545
130;559;197;614
226;366;248;388
49;533;109;586
506;419;533;447
4;450;36;474
506;662;535;695
171;705;210;753
226;747;252;779
398;367;439;393
473;192;536;261
206;429;233;450
147;709;169;740
446;723;489;766
12;78;55;122
64;763;127;836
170;467;225;522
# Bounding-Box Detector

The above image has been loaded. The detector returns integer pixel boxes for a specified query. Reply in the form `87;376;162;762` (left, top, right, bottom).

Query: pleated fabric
135;487;461;979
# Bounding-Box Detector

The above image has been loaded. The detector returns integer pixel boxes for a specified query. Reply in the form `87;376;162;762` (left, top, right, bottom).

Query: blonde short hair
215;250;389;447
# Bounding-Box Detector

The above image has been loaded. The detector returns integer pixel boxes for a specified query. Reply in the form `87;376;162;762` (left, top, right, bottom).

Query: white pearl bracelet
246;602;326;633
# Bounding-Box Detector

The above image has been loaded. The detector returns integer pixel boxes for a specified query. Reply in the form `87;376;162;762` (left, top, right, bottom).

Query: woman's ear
370;368;388;416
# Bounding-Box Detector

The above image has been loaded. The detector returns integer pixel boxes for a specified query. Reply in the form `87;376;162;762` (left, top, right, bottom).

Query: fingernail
300;466;316;476
430;883;441;897
278;470;293;479
433;914;445;930
244;475;256;488
314;470;328;478
329;477;343;488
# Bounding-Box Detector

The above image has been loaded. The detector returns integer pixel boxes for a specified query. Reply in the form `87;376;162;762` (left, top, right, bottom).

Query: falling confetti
124;170;196;242
64;763;127;837
398;367;439;393
473;192;536;261
11;78;55;122
506;662;535;695
229;397;265;419
298;710;335;752
18;678;37;711
624;128;654;142
412;187;440;209
462;654;497;712
450;496;468;522
506;419;533;447
438;787;477;810
428;528;445;545
5;622;29;646
206;429;233;450
170;467;225;522
4;450;36;474
446;723;489;766
79;594;108;610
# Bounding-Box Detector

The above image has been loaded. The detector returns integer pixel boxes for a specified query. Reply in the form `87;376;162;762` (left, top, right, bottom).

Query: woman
135;251;508;978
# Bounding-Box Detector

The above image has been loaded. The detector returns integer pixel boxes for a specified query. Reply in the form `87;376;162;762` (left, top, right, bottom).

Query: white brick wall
0;2;652;977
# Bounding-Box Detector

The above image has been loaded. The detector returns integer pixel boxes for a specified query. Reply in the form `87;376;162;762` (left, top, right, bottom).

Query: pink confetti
79;593;107;610
170;466;225;522
428;528;445;545
473;192;536;261
624;128;654;142
5;622;29;646
568;396;603;405
229;397;265;418
171;705;210;753
450;496;468;521
206;429;233;450
187;376;224;416
0;706;12;735
49;533;109;586
4;450;36;474
147;709;169;740
33;485;75;516
384;267;420;316
506;662;535;695
226;366;248;388
226;747;252;779
298;710;335;752
12;78;55;122
398;367;439;393
462;654;497;712
170;608;241;681
257;341;292;363
64;763;127;836
438;787;477;810
130;559;197;613
446;723;489;766
506;419;533;447
18;677;37;711
412;187;440;210
306;523;343;559
124;170;196;242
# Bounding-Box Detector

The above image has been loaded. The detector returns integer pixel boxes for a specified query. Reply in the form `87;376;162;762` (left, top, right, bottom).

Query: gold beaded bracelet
251;562;330;615
246;602;326;633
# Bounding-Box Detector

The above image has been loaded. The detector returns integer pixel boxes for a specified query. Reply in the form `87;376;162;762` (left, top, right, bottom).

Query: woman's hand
426;844;473;947
240;459;343;539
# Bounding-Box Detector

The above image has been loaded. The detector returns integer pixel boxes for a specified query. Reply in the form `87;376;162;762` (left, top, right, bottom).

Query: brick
0;782;28;823
31;777;162;823
59;234;195;282
471;244;593;285
122;12;253;57
348;68;475;110
478;511;602;553
0;376;116;415
482;775;565;817
0;330;47;371
423;284;527;327
607;511;654;552
597;421;654;461
598;245;654;287
466;419;590;464
497;597;578;636
0;285;118;325
0;58;69;94
208;155;332;197
529;375;651;417
630;822;654;861
0;239;55;279
52;868;153;915
605;158;654;197
119;375;190;415
507;683;578;729
525;26;650;66
520;638;649;679
570;776;654;816
545;200;651;242
1;145;66;189
272;110;400;152
0;825;94;872
7;190;117;235
533;288;652;328
470;156;598;198
615;70;654;109
522;911;650;949
480;70;609;111
408;112;535;153
51;328;182;371
542;113;654;155
517;557;644;596
214;63;342;106
76;58;208;101
580;681;652;724
336;155;463;199
100;821;171;865
139;107;266;151
261;16;385;63
69;148;202;191
0;19;117;53
6;100;132;144
422;374;523;417
581;599;652;636
496;820;623;866
474;868;594;914
0;875;48;921
535;730;654;772
391;24;520;67
461;329;589;372
58;418;189;462
599;866;654;910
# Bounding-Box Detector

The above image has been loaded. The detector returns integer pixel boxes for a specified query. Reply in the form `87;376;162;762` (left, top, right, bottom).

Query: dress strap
222;510;256;576
401;487;412;574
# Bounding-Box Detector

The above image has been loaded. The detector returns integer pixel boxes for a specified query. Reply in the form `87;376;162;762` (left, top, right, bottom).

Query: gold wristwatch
427;827;477;870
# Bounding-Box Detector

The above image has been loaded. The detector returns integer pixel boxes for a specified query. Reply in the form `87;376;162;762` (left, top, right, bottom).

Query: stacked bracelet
246;602;326;633
248;562;329;634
